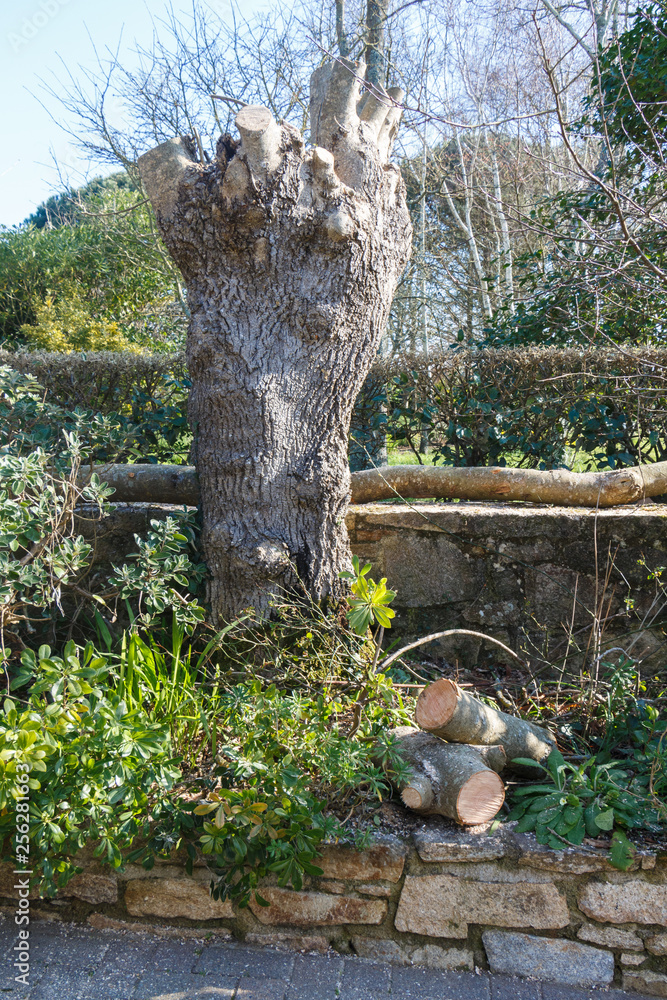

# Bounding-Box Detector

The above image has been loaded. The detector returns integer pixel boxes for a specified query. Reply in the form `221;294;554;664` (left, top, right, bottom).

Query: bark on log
137;62;412;621
87;460;667;509
351;462;667;507
415;678;555;768
388;727;505;824
88;464;201;506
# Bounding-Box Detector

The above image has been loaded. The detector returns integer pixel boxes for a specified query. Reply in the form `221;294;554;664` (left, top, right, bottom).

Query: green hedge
0;350;191;465
366;347;667;469
4;347;667;470
0;350;188;412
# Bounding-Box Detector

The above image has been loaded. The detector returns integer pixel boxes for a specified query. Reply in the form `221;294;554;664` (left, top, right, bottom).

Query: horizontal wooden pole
86;460;667;508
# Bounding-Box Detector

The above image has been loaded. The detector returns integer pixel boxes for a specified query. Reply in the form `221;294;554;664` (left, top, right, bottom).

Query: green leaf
594;808;615;831
546;749;566;783
609;830;636;871
510;758;546;772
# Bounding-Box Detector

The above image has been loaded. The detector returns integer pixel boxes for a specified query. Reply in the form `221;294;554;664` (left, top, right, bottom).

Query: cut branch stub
388;728;505;825
137;64;412;621
235;105;283;182
415;679;555;769
137;138;200;223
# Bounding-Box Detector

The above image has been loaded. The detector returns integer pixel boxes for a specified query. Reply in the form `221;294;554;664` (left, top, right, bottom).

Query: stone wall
82;500;667;668
347;501;667;668
6;821;666;995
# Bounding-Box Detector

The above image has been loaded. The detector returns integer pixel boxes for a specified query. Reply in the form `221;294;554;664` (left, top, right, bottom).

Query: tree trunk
137;65;412;620
415;678;555;767
388;727;506;824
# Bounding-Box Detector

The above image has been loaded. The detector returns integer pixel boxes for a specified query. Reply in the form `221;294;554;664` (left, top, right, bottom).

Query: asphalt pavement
0;919;654;1000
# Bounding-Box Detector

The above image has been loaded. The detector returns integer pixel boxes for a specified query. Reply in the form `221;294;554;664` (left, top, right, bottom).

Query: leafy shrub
0;364;205;660
1;641;181;895
0;351;191;465
0;175;183;349
363;347;667;469
5;346;667;470
2;597;413;904
508;748;664;869
20;294;138;353
132;672;412;907
340;555;396;635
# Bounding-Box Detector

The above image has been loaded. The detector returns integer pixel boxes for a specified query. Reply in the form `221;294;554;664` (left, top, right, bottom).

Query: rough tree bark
137;64;412;620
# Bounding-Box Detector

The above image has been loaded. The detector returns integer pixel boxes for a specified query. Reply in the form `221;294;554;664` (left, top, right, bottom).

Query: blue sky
1;0;265;226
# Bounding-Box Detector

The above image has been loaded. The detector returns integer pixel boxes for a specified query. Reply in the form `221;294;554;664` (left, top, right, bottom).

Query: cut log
415;678;555;768
388;727;505;824
84;464;201;506
84;460;667;509
351;462;667;507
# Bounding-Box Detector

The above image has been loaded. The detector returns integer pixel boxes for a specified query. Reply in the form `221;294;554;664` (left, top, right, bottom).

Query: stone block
1;864;118;903
577;923;644;950
248;888;386;926
525;564;604;630
124;877;233;920
414;824;507;863
437;862;553;884
87;913;233;939
316;841;405;882
409;944;474;971
515;832;652;874
620;952;647;965
482;930;614;986
394;873;569;938
244;932;330;953
351;936;474;971
623;970;667;997
0;863;40;899
321;880;346;894
381;531;481;608
351;937;410;964
357;883;393;897
61;873;118;904
578;881;667;925
647;933;667;956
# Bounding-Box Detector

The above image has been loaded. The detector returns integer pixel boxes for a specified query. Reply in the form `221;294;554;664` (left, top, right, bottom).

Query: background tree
0;174;184;350
484;2;667;348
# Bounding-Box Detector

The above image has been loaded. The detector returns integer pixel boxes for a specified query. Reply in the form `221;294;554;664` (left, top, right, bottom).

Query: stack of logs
390;678;556;825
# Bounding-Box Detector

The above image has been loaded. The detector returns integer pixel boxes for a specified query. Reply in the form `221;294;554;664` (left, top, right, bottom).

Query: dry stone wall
80;501;667;669
347;501;667;668
4;820;666;995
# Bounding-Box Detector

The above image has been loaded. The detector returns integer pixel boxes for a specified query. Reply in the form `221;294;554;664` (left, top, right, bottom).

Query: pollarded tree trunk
138;61;412;620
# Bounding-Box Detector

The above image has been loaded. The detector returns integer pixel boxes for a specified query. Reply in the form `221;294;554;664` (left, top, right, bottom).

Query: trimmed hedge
0;350;191;465
3;347;667;470
0;350;188;413
368;347;667;469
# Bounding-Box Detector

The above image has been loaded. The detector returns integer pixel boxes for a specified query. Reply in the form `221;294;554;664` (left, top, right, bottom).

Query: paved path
0;921;653;1000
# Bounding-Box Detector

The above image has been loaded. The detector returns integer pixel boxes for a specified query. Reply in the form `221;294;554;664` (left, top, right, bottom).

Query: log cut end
415;678;458;730
457;770;505;824
401;774;434;811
